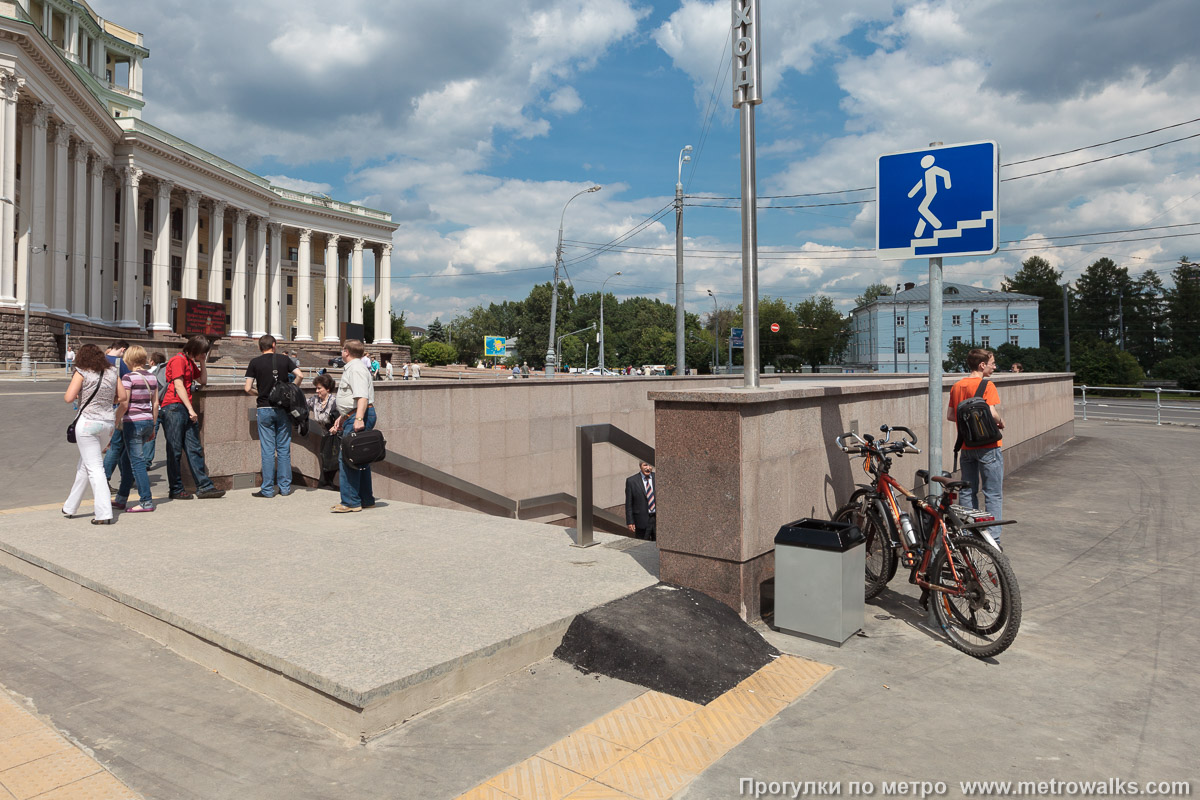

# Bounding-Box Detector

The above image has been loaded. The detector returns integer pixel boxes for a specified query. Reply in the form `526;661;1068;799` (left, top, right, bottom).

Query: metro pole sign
876;140;999;260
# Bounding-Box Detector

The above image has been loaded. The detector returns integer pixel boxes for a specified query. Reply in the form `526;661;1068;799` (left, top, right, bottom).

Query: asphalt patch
553;582;781;705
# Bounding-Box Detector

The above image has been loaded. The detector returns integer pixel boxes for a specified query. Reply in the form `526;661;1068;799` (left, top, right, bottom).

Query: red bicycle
833;425;1021;658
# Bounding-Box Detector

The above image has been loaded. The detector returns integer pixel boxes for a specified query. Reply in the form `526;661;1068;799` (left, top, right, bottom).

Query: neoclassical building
0;0;399;358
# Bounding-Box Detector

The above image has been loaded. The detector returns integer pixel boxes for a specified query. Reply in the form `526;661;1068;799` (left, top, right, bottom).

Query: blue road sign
484;336;506;357
730;327;744;348
63;323;70;335
876;140;998;260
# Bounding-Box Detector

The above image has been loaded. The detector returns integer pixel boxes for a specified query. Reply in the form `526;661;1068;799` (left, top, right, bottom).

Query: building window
923;315;929;326
170;255;182;292
286;294;293;306
199;243;205;255
225;268;231;281
1010;335;1019;346
225;288;231;301
896;315;905;327
896;337;906;354
226;236;233;253
924;337;929;353
171;208;183;241
288;247;298;261
980;314;990;324
287;276;293;288
952;314;961;326
950;335;962;345
981;336;990;348
143;200;154;233
1009;313;1019;325
142;249;152;286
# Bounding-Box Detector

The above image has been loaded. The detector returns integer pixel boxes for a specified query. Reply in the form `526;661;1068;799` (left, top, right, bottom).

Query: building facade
0;0;399;359
847;282;1040;373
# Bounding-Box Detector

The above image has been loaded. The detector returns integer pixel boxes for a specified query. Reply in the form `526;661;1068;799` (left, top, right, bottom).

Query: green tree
943;339;974;373
418;341;458;366
1073;340;1144;386
994;343;1062;372
855;283;893;307
389;310;415;353
362;296;375;343
1150;355;1200;390
1166;257;1200;358
1125;270;1167;370
1001;256;1064;353
516;281;574;369
794;296;849;370
1073;257;1131;344
757;296;801;367
426;317;446;343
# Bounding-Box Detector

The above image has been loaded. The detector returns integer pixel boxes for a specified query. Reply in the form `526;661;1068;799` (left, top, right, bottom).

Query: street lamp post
547;185;601;376
970;307;979;347
675;144;692;376
599;271;621;373
557;322;596;372
707;289;718;373
2;196;38;377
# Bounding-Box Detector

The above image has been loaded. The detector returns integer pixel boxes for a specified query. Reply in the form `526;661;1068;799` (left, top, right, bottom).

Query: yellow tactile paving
0;501;92;516
0;688;142;800
576;708;669;751
615;692;700;727
539;732;633;778
592;752;695;800
486;756;590;800
456;654;834;800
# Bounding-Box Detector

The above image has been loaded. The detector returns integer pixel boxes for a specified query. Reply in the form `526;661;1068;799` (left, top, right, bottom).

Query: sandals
91;518;114;526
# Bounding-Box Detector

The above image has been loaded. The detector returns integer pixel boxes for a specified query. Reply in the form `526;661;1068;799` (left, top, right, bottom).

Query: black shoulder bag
67;374;104;443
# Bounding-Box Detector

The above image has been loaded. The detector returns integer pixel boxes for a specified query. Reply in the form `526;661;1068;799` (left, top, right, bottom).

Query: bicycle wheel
929;535;1022;658
834;493;896;600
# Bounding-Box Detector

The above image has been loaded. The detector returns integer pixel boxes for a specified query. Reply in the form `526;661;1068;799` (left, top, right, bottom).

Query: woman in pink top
114;346;159;512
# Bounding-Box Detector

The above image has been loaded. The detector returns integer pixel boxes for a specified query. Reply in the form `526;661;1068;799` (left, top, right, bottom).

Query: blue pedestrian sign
730;327;744;348
876;140;999;260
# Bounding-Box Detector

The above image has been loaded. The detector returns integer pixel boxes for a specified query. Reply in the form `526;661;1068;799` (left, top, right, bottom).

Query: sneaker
169;491;194;500
111;500;127;510
330;504;361;513
251;491;274;498
196;489;226;499
128;503;156;513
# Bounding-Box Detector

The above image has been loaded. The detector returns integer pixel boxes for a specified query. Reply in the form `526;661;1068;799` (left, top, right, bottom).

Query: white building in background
0;0;399;358
848;282;1041;373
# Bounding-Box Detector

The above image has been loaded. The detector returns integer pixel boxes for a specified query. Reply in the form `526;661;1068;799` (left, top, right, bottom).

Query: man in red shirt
160;336;225;500
946;348;1005;541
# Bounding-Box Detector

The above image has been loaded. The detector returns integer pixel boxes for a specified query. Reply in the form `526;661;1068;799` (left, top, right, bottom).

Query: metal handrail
1075;384;1200;425
574;423;655;548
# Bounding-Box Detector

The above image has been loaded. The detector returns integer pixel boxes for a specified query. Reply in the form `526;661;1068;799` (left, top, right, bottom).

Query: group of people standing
63;337;226;524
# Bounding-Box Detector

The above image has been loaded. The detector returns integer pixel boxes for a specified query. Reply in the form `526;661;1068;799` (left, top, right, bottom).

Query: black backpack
955;378;1002;451
267;354;309;435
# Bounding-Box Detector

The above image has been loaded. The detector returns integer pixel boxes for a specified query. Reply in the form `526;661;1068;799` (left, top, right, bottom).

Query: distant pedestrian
624;461;657;541
521;361;530;379
382;354;393;381
402;362;410;380
1010;362;1024;373
245;334;303;498
330;339;376;513
161;336;225;500
511;364;519;379
113;346;158;513
63;344;127;525
64;346;74;377
410;362;420;380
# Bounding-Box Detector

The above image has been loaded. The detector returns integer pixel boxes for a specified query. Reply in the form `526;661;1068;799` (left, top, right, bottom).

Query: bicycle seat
931;475;971;491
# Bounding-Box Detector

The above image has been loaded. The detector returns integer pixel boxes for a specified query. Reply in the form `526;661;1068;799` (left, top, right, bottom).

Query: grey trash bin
773;519;865;645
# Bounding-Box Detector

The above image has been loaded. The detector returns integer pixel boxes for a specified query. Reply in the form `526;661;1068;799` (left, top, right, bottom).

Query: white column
229;209;248;337
87;154;104;322
183;190;200;299
351;238;364;325
150;180;172;331
295;228;313;341
268;222;282;338
251;218;268;337
66;14;78;60
322;234;340;341
69;141;87;319
207;200;225;304
0;71;21;306
374;243;393;344
50;121;71;315
101;169;116;322
118;165;142;327
27;103;50;312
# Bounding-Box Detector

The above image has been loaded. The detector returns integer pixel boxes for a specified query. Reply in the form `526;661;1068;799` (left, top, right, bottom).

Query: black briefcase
342;428;387;468
319;432;341;472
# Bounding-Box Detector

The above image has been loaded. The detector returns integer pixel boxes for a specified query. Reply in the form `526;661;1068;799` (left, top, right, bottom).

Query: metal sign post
732;0;762;388
876;140;999;485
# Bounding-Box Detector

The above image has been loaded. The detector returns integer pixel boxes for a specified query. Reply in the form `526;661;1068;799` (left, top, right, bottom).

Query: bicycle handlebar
835;426;921;456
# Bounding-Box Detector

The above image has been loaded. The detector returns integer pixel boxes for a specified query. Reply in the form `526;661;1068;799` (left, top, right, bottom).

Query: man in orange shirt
946;348;1006;541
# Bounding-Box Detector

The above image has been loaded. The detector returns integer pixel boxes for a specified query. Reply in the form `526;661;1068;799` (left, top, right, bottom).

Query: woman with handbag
63;344;128;525
113;346;158;513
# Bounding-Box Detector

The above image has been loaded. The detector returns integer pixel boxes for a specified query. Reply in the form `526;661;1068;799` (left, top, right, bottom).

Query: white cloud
547;86;584;115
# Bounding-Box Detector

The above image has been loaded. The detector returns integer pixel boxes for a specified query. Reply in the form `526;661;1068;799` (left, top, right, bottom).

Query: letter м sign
876;140;999;260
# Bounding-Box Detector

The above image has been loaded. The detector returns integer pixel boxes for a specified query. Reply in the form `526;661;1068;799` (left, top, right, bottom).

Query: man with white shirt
624;461;657;541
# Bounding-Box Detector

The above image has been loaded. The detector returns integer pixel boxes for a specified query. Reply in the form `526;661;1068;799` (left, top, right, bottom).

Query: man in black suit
625;461;657;541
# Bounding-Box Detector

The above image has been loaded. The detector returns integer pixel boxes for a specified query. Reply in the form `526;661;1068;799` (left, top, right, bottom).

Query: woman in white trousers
63;344;128;524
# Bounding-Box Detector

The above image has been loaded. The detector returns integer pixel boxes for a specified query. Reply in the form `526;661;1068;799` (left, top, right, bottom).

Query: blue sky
105;0;1200;326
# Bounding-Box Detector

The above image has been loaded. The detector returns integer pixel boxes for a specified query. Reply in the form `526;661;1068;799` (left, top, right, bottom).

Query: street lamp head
683;145;693;153
587;185;601;193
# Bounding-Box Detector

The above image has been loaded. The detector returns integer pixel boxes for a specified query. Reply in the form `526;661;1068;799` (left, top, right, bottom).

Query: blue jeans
161;402;216;496
256;407;293;496
339;407;376;508
142;415;163;466
960;446;1003;540
103;425;125;482
116;419;155;505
